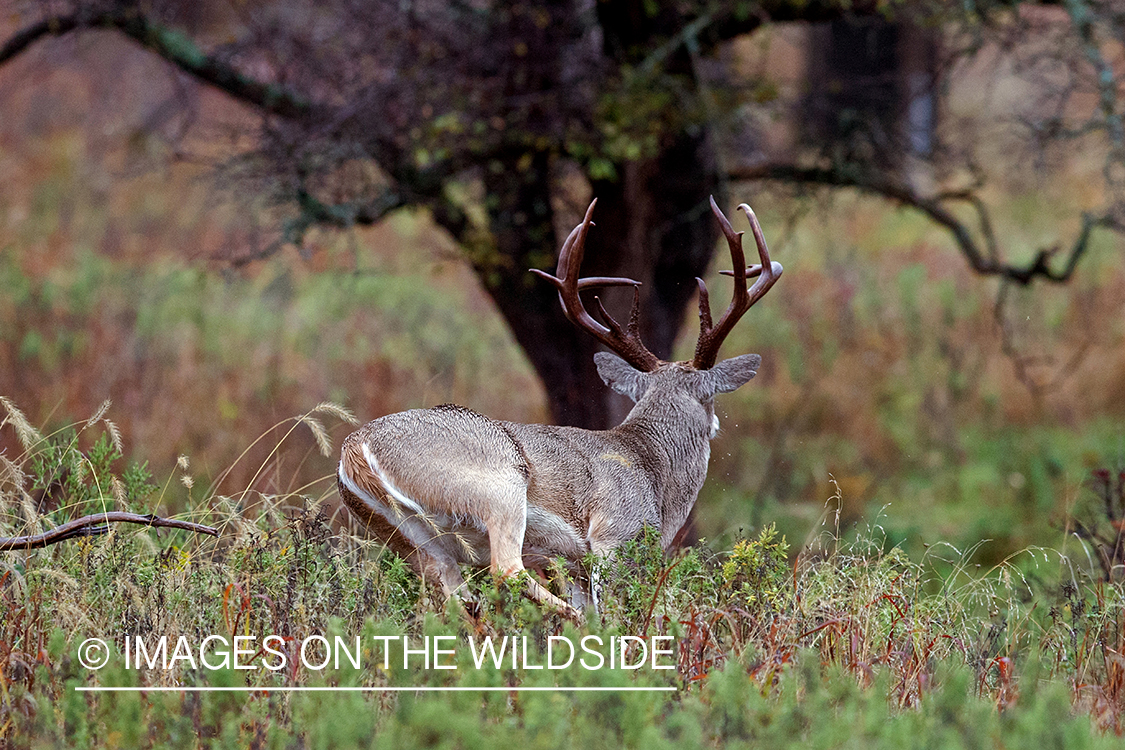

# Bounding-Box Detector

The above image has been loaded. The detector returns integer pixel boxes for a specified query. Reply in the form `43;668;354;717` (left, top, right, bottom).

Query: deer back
517;355;762;549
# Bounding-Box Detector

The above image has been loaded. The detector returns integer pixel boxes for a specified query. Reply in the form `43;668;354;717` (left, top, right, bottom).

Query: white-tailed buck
338;196;782;621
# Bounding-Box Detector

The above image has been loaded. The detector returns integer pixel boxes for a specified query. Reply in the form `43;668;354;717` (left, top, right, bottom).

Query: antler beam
531;200;662;372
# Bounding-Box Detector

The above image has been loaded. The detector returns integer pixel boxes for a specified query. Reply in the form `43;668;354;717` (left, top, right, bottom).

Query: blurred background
1;0;1123;563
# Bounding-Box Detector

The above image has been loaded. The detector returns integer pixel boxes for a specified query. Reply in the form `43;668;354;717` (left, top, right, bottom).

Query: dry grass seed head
0;454;27;493
298;415;333;458
134;527;160;556
0;397;43;452
85;400;111;429
104;419;123;453
111;476;126;505
18;492;41;535
212;497;262;543
312;401;359;425
25;566;81;600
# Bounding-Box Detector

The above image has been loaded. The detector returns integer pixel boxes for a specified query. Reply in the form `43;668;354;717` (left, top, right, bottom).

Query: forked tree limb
9;3;1091;288
0;512;219;551
6;3;1110;290
731;163;1119;285
0;8;468;232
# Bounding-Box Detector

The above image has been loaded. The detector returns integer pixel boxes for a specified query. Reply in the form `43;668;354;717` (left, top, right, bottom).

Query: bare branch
0;512;218;551
992;277;1094;402
0;13;82;66
222;187;407;267
0;5;490;258
0;7;311;119
732;162;1118;285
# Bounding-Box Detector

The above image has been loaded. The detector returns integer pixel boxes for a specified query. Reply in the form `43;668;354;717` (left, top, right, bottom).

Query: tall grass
1;403;1123;747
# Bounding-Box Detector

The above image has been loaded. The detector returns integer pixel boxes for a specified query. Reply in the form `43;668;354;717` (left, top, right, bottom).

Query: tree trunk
458;0;726;429
589;131;724;361
477;150;610;428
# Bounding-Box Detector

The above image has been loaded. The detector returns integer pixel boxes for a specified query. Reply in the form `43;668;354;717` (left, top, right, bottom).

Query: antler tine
530;201;639;296
530;200;662;371
692;197;783;370
736;203;784;308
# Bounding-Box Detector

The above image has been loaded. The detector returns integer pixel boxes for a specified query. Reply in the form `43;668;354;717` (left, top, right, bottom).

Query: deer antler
692;196;783;370
531;200;662;372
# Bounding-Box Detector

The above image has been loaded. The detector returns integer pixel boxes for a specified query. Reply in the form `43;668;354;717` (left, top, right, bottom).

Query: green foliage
722;523;791;612
567;64;701;180
3;419;1125;747
23;426;154;517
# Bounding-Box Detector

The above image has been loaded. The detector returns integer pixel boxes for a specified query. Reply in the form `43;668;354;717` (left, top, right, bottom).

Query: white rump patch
360;443;427;517
341;445;488;564
339;450;435;552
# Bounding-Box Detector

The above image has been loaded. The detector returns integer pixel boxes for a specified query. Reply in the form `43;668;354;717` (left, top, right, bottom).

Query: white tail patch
339;454;446;554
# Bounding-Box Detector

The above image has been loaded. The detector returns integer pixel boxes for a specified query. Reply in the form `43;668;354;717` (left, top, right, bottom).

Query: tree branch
222;187;408;267
1;5;472;248
0;7;311;119
0;13;82;66
0;512;219;551
731;162;1118;285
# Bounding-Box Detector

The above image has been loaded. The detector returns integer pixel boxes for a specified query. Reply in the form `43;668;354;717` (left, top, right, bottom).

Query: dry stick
0;512;219;551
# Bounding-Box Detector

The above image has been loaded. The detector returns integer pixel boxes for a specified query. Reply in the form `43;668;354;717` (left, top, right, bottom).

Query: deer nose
710;414;720;439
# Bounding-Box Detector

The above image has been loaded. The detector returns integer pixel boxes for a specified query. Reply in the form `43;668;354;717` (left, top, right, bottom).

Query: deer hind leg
482;484;584;623
337;470;474;606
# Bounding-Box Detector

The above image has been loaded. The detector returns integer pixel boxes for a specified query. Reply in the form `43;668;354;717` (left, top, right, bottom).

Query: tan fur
338;358;762;623
338;199;779;622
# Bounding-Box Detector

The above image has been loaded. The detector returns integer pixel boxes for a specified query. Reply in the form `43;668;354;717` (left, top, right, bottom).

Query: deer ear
594;352;650;402
701;354;761;396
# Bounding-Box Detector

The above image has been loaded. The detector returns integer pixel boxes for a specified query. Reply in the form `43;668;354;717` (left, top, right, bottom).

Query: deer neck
613;392;713;546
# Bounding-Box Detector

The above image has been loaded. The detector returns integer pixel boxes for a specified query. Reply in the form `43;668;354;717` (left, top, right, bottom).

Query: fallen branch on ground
0;512;219;551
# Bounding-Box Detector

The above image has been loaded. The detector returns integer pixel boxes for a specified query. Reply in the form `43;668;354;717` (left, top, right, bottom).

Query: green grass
2;406;1124;747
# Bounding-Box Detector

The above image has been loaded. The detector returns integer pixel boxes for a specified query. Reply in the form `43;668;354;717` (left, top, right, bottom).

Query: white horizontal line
76;686;676;693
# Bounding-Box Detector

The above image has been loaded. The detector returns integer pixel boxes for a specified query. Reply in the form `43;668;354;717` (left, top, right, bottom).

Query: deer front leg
485;488;585;624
